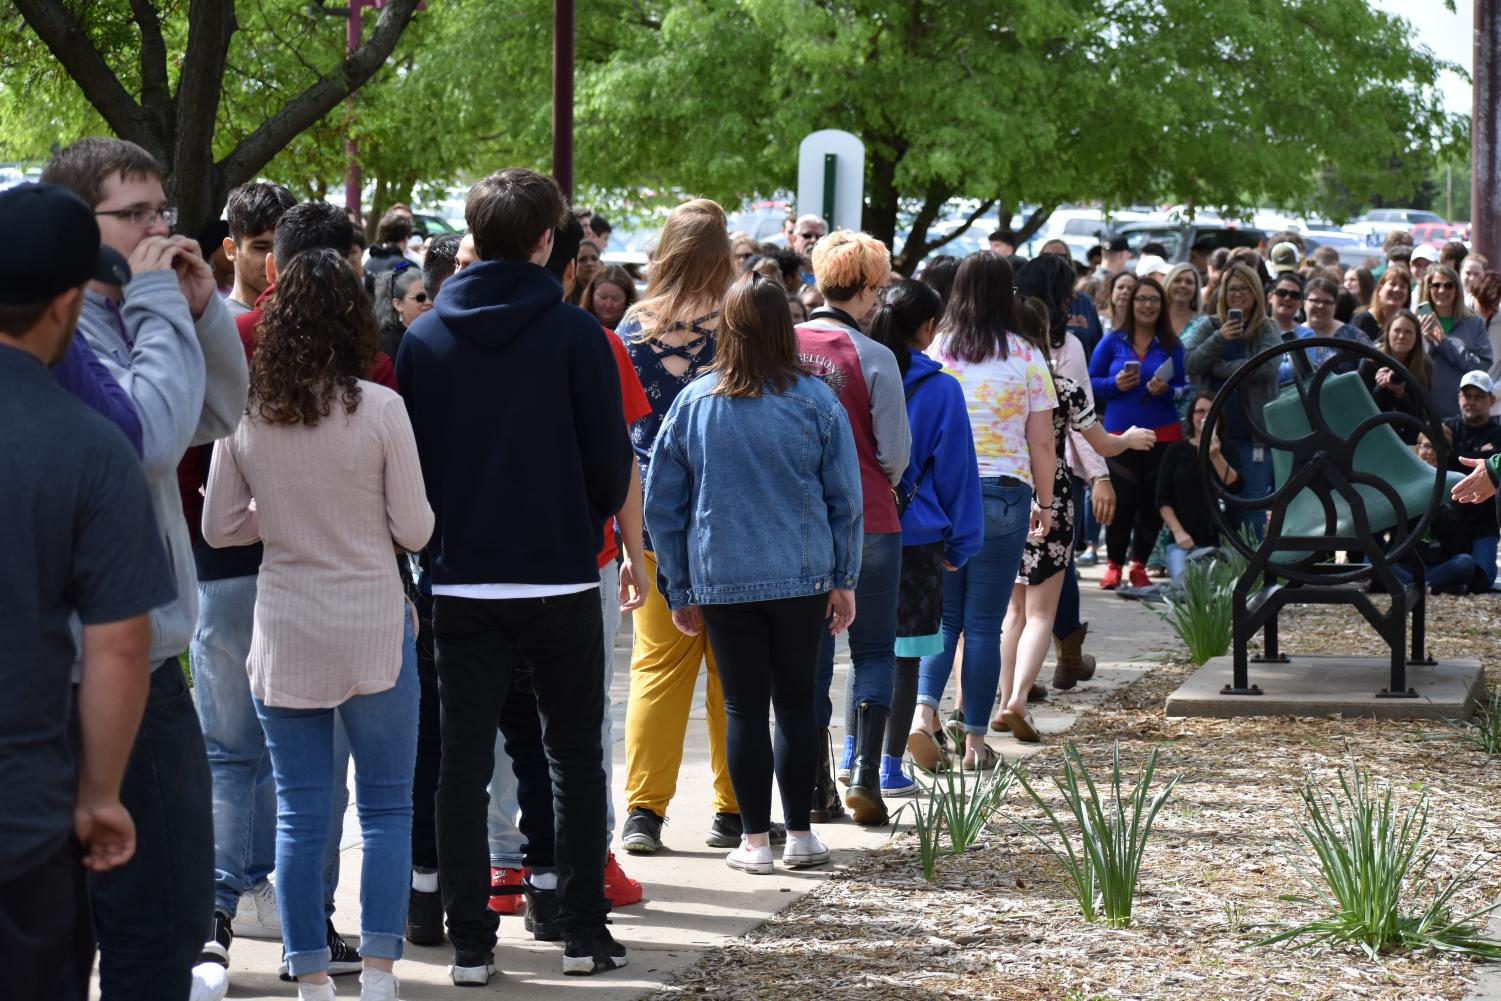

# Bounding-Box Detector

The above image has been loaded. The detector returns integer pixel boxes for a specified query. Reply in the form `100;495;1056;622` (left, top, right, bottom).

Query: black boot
809;727;845;823
845;701;889;826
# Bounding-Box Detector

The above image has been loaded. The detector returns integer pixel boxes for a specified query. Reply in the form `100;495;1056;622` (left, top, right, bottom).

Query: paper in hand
1151;358;1174;384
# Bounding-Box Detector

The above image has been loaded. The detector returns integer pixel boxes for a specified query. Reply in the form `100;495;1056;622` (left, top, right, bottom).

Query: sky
1370;0;1472;116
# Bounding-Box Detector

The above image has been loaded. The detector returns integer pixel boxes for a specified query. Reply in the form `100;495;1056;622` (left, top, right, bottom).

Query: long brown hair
938;251;1019;363
1125;275;1179;351
712;273;804;397
581;265;637;320
629;198;733;335
1215;263;1268;334
250;248;376;426
1377;308;1431;390
1419;263;1471;321
1368;264;1412;328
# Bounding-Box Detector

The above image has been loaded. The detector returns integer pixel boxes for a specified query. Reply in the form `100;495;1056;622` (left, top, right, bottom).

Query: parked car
1111;220;1265;267
1347;208;1447;248
1409;222;1469;247
411;213;459;240
1302;229;1377;269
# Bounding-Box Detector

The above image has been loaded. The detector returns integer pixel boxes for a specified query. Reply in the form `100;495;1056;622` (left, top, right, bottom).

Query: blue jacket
396;260;632;587
1088;329;1188;431
644;370;863;608
898;349;983;567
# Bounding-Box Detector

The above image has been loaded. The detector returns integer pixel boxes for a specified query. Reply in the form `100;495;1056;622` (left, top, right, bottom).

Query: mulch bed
647;598;1501;1000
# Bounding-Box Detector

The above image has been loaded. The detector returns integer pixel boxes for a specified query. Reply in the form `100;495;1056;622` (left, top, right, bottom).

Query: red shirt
599;326;652;567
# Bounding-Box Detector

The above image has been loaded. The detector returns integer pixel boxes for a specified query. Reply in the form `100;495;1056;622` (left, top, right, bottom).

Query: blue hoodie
898;348;983;567
396;260;632;588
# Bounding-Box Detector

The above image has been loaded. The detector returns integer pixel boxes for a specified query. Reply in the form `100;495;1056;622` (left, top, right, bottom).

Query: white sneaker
361;966;401;1001
189;962;229;1001
449;951;496;986
725;840;774;875
782;832;831;869
232;880;282;939
296;980;336;1001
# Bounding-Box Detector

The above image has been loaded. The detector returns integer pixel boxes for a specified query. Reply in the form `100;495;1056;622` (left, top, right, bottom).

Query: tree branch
174;0;236;165
216;0;420;190
1014;202;1056;244
127;0;171;135
925;197;999;253
11;0;164;158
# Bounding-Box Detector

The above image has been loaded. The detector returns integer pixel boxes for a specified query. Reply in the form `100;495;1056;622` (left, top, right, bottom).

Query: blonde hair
1215;264;1267;332
811;230;891;302
629;198;733;336
1163;262;1202;312
1419;264;1471;321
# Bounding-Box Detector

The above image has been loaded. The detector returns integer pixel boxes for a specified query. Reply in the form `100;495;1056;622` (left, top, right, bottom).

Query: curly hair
250;248;376;427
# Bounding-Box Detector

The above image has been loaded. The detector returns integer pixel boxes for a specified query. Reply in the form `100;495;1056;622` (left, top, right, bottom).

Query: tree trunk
863;147;901;252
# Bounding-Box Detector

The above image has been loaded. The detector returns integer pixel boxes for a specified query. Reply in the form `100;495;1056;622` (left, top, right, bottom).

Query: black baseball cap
0;182;124;304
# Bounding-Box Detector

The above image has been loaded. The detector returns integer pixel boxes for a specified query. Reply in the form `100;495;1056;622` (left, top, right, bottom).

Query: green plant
1437;688;1501;756
1013;741;1180;928
892;774;947;882
1259;766;1501;959
934;758;1014;854
1154;556;1235;665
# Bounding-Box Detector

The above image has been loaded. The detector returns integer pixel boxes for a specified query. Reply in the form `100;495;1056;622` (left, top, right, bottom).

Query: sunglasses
1305;297;1336;308
406;292;430;303
735;251;754;260
1429;281;1456;291
799;232;821;241
1271;288;1303;299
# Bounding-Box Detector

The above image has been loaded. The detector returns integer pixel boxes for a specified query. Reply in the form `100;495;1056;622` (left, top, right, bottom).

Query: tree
5;0;420;235
578;0;1463;272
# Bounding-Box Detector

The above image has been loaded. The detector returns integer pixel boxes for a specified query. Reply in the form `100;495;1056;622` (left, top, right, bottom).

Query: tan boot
1052;623;1097;690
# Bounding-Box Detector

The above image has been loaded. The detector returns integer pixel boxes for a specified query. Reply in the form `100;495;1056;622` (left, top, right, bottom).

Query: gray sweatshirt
77;271;249;667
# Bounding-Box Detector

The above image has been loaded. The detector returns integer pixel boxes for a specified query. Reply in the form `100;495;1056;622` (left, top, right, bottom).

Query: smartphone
1227;308;1243;324
1122;360;1141;375
1417;301;1434;318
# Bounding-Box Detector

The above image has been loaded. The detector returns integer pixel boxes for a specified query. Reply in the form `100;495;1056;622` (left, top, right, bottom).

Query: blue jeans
1393;554;1480;590
489;562;621;866
1472;537;1499;586
85;663;214;1001
256;615;418;977
194;575;350;918
918;479;1032;734
817;532;902;726
1231;439;1274;539
1166;545;1190;583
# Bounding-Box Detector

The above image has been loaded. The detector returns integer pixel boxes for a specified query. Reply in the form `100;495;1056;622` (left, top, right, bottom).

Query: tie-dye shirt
928;332;1057;484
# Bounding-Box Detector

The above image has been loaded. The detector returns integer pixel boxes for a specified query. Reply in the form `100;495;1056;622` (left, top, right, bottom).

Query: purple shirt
52;335;143;457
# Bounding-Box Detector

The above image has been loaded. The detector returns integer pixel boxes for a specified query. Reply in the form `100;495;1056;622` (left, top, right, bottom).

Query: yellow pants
624;551;737;816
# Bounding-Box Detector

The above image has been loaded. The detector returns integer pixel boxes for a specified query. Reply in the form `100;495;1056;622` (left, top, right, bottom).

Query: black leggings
1105;445;1166;566
700;594;826;834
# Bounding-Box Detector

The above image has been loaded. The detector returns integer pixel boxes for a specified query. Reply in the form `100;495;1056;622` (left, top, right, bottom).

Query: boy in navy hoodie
396;168;632;983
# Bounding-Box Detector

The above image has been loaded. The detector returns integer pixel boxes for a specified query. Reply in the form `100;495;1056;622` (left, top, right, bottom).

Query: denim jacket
644;370;864;608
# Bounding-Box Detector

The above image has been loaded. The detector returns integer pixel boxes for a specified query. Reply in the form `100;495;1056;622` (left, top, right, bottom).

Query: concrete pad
1165;654;1485;720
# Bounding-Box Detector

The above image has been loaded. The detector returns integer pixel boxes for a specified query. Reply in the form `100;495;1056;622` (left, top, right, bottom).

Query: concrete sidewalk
202;565;1173;999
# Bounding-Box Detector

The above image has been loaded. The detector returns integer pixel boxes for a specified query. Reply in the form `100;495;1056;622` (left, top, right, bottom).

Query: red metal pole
552;0;575;200
344;0;365;222
1474;0;1500;259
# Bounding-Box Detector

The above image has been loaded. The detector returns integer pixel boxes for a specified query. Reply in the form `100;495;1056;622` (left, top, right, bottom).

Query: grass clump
1259;765;1501;960
1013;741;1180;928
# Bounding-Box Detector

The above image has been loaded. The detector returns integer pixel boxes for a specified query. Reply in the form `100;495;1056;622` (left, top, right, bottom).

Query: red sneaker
603;852;643;907
488;866;525;915
1128;562;1151;588
1100;562;1122;590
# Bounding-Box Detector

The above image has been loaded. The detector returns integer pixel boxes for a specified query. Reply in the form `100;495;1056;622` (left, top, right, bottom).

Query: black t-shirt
1155;439;1238;547
1445;416;1501;540
0;344;176;881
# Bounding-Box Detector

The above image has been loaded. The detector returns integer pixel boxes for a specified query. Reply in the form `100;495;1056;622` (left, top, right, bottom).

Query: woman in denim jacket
644;274;863;877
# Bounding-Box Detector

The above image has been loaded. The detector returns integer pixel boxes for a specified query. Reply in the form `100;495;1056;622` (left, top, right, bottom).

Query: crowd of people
9;132;1501;1001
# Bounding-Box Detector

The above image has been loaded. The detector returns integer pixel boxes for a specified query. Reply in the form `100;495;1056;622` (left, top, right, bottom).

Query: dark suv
1112;221;1265;265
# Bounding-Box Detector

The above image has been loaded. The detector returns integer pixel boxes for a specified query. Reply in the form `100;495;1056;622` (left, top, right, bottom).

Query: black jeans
85;662;214;1001
411;589;441;871
700;594;826;834
1105;446;1166;566
433;591;608;952
0;838;93;1001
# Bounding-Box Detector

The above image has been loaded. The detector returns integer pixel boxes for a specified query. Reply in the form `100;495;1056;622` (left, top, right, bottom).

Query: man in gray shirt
43;137;248;1001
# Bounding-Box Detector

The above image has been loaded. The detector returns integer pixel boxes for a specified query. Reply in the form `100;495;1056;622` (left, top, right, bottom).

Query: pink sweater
202;381;433;708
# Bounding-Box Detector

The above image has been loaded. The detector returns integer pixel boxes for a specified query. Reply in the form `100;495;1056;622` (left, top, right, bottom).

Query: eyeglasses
1305;297;1336;308
1134;295;1162;305
1429;281;1456;291
95;204;177;227
1271;288;1303;300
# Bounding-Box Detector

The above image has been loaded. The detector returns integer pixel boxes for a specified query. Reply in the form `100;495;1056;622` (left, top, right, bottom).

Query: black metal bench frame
1200;337;1449;698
